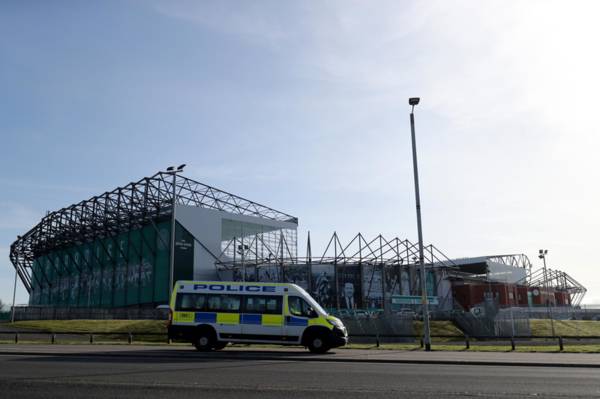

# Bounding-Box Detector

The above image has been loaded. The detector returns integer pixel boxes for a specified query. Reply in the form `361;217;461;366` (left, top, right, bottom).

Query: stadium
9;169;587;333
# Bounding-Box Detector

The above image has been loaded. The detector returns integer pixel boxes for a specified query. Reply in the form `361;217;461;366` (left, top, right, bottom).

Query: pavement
2;344;600;367
1;345;600;398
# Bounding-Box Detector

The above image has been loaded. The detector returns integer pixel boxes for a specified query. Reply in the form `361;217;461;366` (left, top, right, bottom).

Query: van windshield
295;286;327;316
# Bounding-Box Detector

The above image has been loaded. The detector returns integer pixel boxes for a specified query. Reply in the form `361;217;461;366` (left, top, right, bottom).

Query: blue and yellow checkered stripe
173;312;285;326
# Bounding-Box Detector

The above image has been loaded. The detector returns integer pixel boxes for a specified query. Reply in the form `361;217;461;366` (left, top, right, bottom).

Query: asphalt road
1;348;600;398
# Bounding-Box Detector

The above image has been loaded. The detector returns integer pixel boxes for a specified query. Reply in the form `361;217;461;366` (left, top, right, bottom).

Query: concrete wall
175;205;298;281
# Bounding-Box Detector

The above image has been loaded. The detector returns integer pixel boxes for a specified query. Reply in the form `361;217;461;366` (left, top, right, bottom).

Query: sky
1;0;600;307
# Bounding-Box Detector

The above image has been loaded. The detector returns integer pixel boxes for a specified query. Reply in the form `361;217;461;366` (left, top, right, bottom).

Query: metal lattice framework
9;171;298;293
524;267;587;306
216;232;460;269
216;232;460;309
315;232;459;266
487;254;533;269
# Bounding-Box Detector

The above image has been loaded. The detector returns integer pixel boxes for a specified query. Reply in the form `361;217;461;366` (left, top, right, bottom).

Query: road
1;347;600;398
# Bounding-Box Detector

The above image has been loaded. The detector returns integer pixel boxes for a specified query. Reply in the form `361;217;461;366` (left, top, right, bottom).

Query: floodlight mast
167;164;186;298
408;97;431;351
539;249;555;336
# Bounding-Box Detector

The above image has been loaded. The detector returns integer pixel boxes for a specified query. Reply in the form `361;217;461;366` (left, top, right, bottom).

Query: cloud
153;0;295;46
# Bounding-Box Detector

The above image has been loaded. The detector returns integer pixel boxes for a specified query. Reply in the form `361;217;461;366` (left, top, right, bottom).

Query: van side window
244;296;282;315
288;296;314;317
176;293;206;311
206;294;241;313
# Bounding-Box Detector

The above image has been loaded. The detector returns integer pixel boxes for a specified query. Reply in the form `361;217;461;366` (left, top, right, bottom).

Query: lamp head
409;97;420;106
166;166;175;172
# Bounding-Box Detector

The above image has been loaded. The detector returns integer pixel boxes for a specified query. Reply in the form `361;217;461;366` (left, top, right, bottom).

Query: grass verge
530;319;600;336
7;320;167;333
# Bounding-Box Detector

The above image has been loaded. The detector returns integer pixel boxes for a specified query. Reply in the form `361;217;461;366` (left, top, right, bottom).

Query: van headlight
327;318;345;330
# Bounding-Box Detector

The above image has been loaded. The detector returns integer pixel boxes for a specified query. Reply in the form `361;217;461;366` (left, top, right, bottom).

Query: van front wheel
307;334;330;354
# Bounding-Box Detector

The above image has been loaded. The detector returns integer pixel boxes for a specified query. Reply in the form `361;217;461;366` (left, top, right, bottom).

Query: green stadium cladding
9;171;298;309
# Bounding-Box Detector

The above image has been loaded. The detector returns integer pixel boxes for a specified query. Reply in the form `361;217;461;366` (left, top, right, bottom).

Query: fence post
89;334;94;344
420;338;424;348
51;334;56;344
128;333;133;345
465;335;470;349
559;336;564;351
375;333;380;348
14;333;18;344
510;337;515;351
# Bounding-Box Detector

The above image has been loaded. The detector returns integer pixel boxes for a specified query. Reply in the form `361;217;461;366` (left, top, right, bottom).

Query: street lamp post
539;249;556;337
409;97;432;351
11;266;18;323
167;164;186;298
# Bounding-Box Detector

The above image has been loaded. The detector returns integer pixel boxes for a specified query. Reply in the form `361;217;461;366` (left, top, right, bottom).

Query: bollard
168;337;172;345
510;337;515;351
51;334;56;344
14;333;18;344
559;336;564;351
89;334;94;344
128;333;133;345
420;338;424;348
465;336;470;350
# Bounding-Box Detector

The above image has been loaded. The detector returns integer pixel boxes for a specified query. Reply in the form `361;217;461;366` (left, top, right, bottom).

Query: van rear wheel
307;334;330;354
194;330;215;352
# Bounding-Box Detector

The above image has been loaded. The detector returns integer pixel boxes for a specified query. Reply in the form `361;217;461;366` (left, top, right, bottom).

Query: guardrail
350;333;600;351
0;331;168;345
2;331;600;351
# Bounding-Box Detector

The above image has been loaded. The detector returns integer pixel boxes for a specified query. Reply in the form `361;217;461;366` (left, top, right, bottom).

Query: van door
241;295;284;341
284;295;315;343
207;294;242;340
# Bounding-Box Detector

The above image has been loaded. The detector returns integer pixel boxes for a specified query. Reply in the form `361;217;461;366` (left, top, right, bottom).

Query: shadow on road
7;348;341;364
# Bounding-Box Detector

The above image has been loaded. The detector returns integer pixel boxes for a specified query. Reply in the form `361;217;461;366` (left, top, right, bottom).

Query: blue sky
2;0;600;306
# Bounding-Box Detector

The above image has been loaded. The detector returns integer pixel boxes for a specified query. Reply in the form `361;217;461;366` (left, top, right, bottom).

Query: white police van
168;281;348;353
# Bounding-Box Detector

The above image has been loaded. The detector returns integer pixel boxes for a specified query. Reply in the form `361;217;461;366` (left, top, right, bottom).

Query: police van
168;281;348;353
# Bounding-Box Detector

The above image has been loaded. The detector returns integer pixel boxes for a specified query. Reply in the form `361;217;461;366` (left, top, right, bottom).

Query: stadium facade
9;170;298;309
9;170;586;316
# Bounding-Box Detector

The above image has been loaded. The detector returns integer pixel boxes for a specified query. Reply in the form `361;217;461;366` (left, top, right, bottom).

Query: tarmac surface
1;345;600;398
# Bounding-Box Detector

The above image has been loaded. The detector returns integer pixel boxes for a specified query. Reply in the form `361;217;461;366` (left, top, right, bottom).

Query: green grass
5;320;168;342
412;321;463;342
530;319;600;336
8;320;166;334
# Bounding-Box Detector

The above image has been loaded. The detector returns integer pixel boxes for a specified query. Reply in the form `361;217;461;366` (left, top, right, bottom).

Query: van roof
174;280;298;287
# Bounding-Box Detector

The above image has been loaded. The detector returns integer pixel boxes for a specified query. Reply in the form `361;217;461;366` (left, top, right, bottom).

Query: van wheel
307;334;330;354
214;341;228;350
194;330;215;352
